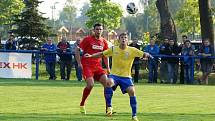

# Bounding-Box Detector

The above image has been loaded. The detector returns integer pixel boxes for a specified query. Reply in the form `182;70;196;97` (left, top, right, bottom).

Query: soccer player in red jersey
75;23;111;114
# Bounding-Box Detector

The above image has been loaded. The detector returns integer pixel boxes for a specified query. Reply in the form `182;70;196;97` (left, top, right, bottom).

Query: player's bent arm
89;52;104;58
144;52;153;58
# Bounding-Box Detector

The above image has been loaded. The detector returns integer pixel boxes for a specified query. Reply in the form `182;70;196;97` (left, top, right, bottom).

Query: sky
38;0;141;19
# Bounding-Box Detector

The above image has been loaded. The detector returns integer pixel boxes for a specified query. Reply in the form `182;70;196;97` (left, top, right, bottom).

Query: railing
0;49;214;81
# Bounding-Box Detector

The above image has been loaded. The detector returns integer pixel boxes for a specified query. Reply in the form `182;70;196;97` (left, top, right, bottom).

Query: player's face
94;26;103;38
119;35;128;45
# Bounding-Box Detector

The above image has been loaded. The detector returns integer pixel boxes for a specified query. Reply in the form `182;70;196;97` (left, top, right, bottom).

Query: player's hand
107;68;111;74
78;63;83;70
141;57;148;61
84;53;92;58
144;52;154;59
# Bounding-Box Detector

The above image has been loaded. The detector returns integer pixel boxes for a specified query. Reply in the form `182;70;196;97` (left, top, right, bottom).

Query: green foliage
0;0;24;25
13;0;50;49
175;0;200;35
122;0;159;40
143;0;160;33
168;0;186;16
75;2;89;28
59;0;77;28
86;0;123;31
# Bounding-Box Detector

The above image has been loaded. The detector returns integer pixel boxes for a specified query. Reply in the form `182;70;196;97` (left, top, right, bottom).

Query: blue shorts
108;75;134;94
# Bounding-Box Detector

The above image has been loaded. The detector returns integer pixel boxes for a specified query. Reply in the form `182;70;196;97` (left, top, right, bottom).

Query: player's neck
119;44;127;50
94;35;101;40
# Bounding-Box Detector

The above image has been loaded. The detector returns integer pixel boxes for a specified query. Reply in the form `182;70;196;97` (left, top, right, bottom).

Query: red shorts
82;65;107;81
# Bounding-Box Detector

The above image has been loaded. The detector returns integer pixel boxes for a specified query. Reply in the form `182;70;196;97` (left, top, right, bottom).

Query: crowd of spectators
2;34;214;85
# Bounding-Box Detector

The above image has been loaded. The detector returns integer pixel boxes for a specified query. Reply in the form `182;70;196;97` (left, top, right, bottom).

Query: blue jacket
144;44;160;55
4;40;16;50
42;43;57;62
181;47;194;65
198;45;214;63
144;44;160;62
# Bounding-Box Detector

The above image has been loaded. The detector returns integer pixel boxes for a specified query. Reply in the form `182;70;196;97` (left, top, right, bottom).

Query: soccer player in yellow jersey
85;32;151;121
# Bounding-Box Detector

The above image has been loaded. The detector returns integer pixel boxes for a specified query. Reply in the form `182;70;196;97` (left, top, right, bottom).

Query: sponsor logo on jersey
92;45;103;50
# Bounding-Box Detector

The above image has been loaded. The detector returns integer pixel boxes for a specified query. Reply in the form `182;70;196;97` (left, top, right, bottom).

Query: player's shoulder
100;37;108;43
127;46;137;50
83;35;93;41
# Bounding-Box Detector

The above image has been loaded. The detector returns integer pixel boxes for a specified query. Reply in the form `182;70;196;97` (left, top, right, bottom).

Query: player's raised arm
84;52;104;58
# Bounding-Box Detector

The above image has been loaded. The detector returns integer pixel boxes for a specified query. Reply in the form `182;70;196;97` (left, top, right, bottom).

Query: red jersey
79;35;108;66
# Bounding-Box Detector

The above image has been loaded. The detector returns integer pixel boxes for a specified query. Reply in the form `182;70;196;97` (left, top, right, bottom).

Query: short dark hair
119;32;128;38
93;23;103;29
182;35;188;39
184;39;191;43
164;38;169;41
9;34;15;37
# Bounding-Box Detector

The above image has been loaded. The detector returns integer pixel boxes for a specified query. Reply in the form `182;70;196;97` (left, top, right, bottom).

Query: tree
0;0;24;25
75;2;89;28
199;0;214;45
86;0;123;31
175;0;200;38
59;0;77;31
13;0;50;49
156;0;177;40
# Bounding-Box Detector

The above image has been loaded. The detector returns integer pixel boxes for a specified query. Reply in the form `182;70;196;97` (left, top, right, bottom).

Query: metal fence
0;49;214;81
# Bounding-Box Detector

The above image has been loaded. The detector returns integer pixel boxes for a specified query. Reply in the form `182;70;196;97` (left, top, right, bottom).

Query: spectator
159;38;169;83
4;34;16;50
57;37;73;80
129;38;141;83
41;38;57;80
144;39;160;83
198;39;214;84
165;39;180;84
73;38;83;81
181;40;195;84
179;35;188;84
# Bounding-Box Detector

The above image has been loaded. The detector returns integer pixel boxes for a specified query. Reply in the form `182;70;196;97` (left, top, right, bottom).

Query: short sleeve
134;48;144;57
103;39;109;50
79;38;88;50
103;48;113;57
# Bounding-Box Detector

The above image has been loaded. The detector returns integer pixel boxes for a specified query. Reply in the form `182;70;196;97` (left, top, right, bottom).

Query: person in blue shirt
181;40;195;84
41;38;57;80
144;39;160;83
4;34;16;50
198;39;214;85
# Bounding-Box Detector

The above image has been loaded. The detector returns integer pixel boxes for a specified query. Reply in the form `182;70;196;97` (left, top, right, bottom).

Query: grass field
0;78;215;121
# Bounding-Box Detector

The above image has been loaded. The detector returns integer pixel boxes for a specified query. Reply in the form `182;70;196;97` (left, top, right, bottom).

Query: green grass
0;79;215;121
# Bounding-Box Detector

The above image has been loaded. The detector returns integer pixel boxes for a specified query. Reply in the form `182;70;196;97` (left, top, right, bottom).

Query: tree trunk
199;0;214;46
156;0;177;41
